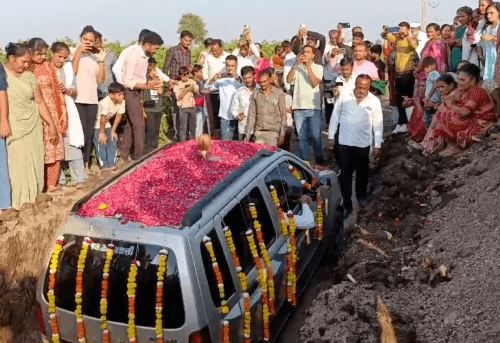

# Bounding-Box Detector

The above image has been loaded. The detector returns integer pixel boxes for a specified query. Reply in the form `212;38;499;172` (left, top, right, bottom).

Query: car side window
200;230;236;307
222;187;277;274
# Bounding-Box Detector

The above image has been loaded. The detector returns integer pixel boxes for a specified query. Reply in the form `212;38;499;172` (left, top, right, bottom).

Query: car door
219;185;287;342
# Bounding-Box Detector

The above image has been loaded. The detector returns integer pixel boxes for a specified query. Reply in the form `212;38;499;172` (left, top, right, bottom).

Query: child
94;82;126;170
173;66;199;142
192;64;209;137
422;56;441;128
144;57;166;153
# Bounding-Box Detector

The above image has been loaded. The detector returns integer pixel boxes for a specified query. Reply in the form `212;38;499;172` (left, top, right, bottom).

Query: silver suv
36;143;344;343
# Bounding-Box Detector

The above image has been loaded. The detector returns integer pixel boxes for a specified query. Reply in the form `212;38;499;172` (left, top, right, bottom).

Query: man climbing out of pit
328;74;383;218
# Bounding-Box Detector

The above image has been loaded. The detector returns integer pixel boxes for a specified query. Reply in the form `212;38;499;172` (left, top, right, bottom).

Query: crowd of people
1;1;499;218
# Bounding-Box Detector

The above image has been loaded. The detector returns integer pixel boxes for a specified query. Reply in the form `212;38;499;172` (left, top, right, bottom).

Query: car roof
74;140;279;229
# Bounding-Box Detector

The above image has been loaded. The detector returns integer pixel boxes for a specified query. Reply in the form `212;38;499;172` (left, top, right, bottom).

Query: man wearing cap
291;25;326;64
410;23;428;57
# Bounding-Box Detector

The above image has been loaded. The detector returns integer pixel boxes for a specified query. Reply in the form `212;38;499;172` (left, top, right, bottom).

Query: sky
0;0;478;48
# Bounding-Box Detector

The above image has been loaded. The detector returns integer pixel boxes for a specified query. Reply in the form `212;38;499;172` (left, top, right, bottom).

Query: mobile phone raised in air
339;22;351;29
334;81;344;87
388;26;400;34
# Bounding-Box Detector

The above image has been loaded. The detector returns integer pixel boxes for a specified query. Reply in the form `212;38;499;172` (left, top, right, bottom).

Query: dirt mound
300;135;500;343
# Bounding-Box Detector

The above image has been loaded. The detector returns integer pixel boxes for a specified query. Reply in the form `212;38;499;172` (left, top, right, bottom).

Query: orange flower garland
100;244;114;343
223;227;252;341
286;211;298;306
269;186;288;236
249;204;276;316
155;249;168;343
288;165;302;181
127;260;139;343
75;237;92;343
316;193;324;241
48;235;65;343
301;179;312;191
245;230;270;341
203;236;229;315
221;320;230;343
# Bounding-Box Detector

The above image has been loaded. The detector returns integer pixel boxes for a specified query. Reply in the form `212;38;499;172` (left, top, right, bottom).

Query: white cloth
283;51;297;92
328;91;384;148
211;77;241;120
63;62;85;148
202;52;229;80
231;85;256;134
291;63;324;110
295;203;316;230
415;31;429;57
112;44;169;84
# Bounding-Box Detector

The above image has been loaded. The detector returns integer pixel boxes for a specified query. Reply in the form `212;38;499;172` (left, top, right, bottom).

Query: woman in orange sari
424;63;496;156
28;38;67;192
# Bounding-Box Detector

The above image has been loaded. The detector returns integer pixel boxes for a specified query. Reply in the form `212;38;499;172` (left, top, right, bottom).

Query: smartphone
339;22;351;29
388;26;400;34
334;81;344;87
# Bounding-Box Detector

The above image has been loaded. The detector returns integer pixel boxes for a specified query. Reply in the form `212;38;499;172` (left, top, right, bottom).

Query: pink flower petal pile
78;140;275;227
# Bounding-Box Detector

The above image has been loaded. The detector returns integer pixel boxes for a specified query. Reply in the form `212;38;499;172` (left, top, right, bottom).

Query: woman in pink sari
415;23;448;84
423;63;496;156
254;43;271;83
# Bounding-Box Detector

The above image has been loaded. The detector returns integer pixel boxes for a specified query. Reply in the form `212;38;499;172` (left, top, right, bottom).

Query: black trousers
395;72;415;125
210;93;220;131
338;144;370;211
145;111;162;154
75;103;98;166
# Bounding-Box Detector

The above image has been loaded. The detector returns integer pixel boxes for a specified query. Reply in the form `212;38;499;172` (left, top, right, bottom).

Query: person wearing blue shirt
0;63;12;212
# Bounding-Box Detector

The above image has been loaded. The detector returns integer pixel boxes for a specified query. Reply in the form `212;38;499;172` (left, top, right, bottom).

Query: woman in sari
254;43;271;83
450;8;472;72
28;38;67;192
423;63;496;156
3;43;59;209
415;23;448;84
481;3;500;99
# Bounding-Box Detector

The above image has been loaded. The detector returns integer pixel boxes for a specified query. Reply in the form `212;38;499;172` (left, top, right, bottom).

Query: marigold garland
269;186;288;236
203;236;229;315
221;320;230;343
155;249;168;343
286;243;296;306
316;193;325;241
127;260;140;343
100;244;114;343
288;165;302;181
223;227;252;341
249;204;276;316
243;292;252;343
301;179;312;191
286;211;298;306
75;237;92;343
47;235;65;343
245;230;270;341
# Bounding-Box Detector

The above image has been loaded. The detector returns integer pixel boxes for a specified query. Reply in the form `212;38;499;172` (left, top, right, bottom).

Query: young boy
192;64;209;137
173;66;199;141
144;57;166;153
422;56;441;128
94;82;126;170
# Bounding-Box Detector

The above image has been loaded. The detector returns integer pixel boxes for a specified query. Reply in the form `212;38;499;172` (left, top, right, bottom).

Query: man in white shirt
208;55;241;141
328;74;383;216
231;66;257;140
203;39;229;134
282;40;297;93
286;45;326;168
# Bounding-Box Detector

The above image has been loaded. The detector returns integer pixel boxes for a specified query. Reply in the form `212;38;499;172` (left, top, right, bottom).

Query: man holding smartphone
287;45;326;169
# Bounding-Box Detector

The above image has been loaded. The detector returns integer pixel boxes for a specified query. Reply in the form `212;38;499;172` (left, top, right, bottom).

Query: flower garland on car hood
75;237;92;343
48;236;65;343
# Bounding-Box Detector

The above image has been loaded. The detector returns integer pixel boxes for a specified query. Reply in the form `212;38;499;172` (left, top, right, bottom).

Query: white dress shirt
231;85;257;134
202;52;229;80
211;77;241;120
113;44;169;84
335;73;357;96
323;42;342;81
328;91;383;148
233;43;259;76
283;51;297;92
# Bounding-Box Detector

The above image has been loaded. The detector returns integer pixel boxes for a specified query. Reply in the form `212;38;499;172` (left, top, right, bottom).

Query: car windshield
43;235;185;328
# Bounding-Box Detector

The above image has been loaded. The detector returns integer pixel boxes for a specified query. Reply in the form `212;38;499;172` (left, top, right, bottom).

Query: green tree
177;13;207;44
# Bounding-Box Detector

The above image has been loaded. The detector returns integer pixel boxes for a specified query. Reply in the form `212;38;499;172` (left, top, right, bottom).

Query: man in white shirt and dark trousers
328;74;383;217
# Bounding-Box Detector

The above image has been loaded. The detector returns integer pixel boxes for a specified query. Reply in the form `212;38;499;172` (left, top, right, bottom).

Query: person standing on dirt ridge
328;74;383;218
0;63;11;212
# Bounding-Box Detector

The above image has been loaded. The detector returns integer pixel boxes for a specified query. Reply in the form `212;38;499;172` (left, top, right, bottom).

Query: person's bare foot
439;143;461;157
47;186;62;193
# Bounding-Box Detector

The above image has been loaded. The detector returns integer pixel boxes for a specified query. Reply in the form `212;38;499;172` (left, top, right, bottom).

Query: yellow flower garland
222;227;252;341
75;237;92;343
249;204;276;316
316;193;324;241
288;165;302;181
269;186;288;236
155;249;168;343
48;235;65;343
243;292;251;343
286;211;298;306
100;244;114;343
245;230;270;341
127;260;139;343
203;236;229;315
